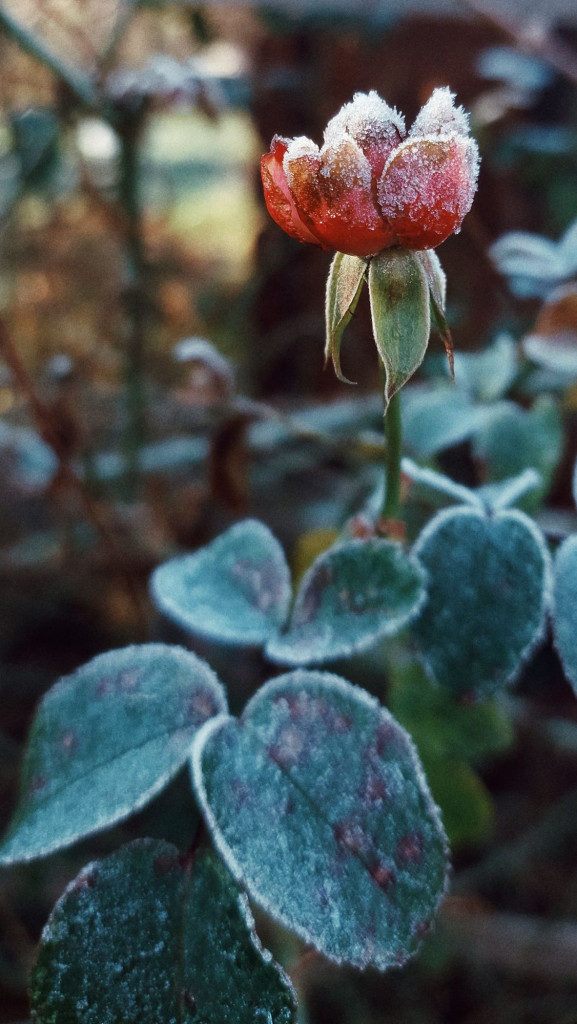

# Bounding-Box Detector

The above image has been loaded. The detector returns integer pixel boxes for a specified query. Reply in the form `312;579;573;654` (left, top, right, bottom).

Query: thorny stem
381;384;403;522
0;315;148;634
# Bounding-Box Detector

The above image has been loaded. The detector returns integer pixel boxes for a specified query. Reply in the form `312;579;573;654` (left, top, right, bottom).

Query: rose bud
261;88;479;258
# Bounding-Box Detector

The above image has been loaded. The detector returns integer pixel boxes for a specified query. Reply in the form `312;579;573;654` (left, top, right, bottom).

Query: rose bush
261;87;479;257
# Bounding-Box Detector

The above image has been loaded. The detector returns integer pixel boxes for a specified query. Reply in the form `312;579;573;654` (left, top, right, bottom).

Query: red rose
261;88;479;258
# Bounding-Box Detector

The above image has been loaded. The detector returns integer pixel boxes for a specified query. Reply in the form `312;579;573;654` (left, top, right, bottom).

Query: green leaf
30;840;296;1024
552;535;577;694
11;108;59;189
419;758;494;849
368;249;431;409
192;671;449;971
265;539;426;666
403;387;497;459
324;252;367;384
472;396;562;507
412;507;551;700
150;520;292;646
453;334;519;403
0;645;226;864
388;656;514;765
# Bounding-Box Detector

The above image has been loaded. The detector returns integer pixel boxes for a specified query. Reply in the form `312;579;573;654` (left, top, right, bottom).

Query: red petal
260;137;323;246
378;136;479;250
287;137;395;258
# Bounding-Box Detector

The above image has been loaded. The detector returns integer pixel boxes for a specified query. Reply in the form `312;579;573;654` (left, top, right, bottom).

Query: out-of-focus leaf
192;670;449;971
472;396;562;506
11;108;59;189
0;645;226;863
0;421;57;490
420;758;494;849
402;387;497;459
552;535;577;695
30;841;296;1024
453;334;518;403
412;507;550;700
523;283;577;376
266;539;426;666
150;520;292;646
490;230;566;298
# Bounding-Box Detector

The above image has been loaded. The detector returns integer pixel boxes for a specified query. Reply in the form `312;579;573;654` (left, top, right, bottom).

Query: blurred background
1;1;577;1021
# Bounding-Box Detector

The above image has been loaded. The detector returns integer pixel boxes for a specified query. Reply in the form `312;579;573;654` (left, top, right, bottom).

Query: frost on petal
288;135;395;258
378;136;479;250
324;90;406;177
261;136;323;246
410;87;470;139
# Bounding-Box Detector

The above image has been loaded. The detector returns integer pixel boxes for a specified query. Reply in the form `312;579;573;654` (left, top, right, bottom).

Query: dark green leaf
150;519;292;646
412;507;550;699
472;396;562;506
324;252;367;384
30;840;296;1024
552;535;577;694
403;387;497;459
192;671;449;970
368;249;431;408
0;645;226;864
265;539;426;666
11;108;59;189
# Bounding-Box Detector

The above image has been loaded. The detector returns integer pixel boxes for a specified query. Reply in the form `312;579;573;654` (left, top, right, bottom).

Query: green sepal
325;252;368;384
417;250;454;379
368;248;431;409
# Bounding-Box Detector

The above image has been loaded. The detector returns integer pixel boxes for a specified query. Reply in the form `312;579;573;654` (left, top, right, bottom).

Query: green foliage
412;507;550;700
266;538;426;666
552;535;577;695
150;520;292;646
10;108;60;190
192;670;449;971
325;252;368;383
30;840;296;1024
389;656;513;847
0;645;226;863
368;249;431;408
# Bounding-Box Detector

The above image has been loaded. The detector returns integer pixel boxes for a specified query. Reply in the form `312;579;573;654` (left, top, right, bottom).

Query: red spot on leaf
370;860;396;891
395;831;424;866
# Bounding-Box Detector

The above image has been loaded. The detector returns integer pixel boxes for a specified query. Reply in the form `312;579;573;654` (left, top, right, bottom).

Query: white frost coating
191;671;449;970
409;87;470;139
412;504;553;689
488;468;542;512
283;135;320;171
265;538;428;666
319;137;373;192
323;90;406;146
401;457;485;510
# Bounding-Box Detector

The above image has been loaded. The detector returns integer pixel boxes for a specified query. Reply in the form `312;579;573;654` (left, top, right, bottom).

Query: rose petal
324;90;406;178
409;87;471;139
261;136;323;246
287;135;395;258
378;136;479;250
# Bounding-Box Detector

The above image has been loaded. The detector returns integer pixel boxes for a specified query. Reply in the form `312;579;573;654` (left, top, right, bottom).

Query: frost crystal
410;86;470;139
324;90;406;147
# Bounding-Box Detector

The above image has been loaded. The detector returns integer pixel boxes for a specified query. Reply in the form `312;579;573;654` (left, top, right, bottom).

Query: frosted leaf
324;251;368;382
0;645;227;863
265;538;426;665
324;91;405;176
552;536;577;695
150;520;292;647
412;507;551;700
30;840;296;1024
409;87;470;139
192;671;449;971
